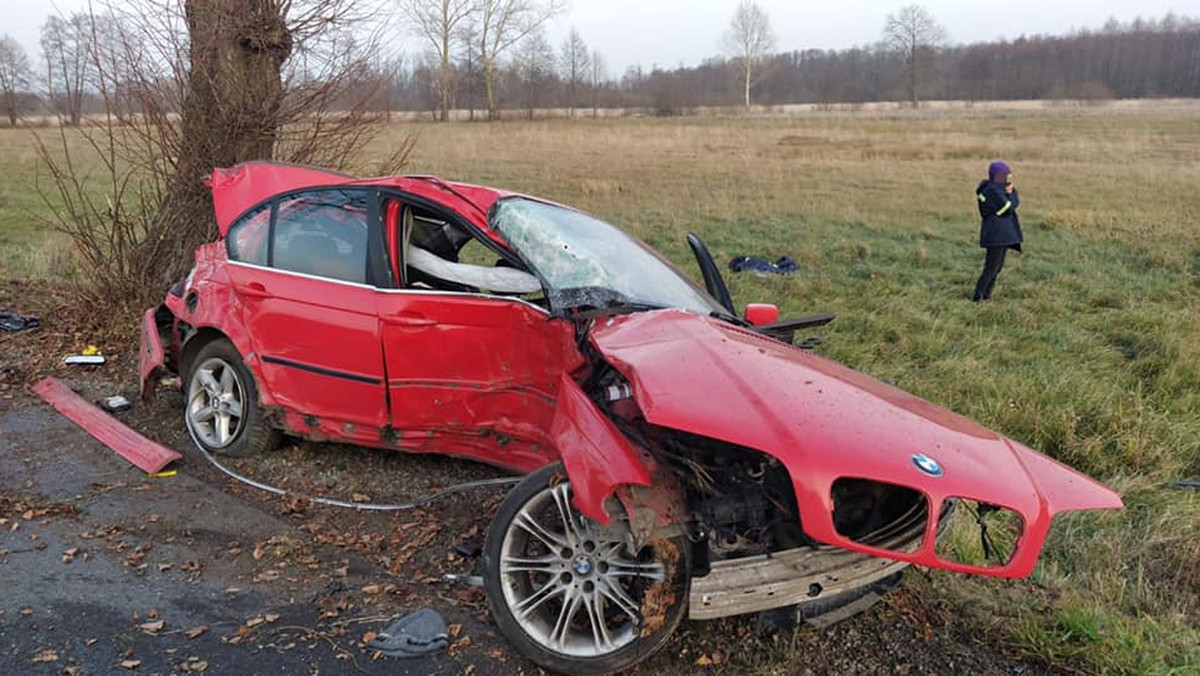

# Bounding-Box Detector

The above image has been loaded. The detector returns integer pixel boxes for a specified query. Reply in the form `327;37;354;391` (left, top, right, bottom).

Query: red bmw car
140;162;1121;674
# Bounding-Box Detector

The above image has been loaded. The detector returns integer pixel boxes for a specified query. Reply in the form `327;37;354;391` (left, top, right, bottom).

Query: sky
4;0;1193;75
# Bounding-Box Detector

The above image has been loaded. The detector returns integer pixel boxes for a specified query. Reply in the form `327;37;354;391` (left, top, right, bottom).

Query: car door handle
236;283;272;299
383;314;437;328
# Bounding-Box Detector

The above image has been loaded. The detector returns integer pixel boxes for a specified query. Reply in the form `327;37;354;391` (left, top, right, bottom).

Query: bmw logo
911;453;944;477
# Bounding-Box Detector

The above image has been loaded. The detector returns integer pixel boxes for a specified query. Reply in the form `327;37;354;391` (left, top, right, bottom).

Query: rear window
226;203;271;265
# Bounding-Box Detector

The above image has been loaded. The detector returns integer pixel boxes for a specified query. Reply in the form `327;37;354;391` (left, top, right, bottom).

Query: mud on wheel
482;463;691;675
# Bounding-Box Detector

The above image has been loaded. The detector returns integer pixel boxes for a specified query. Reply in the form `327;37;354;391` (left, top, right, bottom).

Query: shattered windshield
492;198;725;315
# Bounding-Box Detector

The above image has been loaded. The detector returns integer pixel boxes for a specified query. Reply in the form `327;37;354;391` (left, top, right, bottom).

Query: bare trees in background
7;5;1197;128
35;0;413;310
559;27;588;116
0;36;33;126
590;49;605;118
400;0;476;121
723;0;776;109
40;15;94;125
883;3;947;106
477;0;564;119
515;30;555;119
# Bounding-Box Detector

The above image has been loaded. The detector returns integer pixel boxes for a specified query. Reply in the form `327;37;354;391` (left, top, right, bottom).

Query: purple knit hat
988;161;1012;181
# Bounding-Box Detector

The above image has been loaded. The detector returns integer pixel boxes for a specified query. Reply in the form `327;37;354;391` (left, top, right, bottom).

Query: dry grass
3;101;1199;671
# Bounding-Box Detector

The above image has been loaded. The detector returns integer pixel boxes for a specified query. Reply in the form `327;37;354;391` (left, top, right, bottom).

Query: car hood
588;310;1122;577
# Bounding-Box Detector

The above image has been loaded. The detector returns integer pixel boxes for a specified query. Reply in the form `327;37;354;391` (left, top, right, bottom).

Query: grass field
3;104;1199;672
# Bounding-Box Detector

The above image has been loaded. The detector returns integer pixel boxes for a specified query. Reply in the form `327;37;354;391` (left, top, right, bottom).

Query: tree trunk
744;62;752;109
3;91;16;126
909;46;918;106
440;32;451;122
484;61;499;120
141;0;292;289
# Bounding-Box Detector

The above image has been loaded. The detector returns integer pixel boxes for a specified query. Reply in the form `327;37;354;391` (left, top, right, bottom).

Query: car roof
209;161;513;240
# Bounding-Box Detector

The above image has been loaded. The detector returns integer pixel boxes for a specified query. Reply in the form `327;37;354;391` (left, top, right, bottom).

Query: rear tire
183;338;278;458
482;463;691;674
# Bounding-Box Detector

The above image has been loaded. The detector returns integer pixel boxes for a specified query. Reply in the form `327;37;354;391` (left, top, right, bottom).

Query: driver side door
374;196;583;472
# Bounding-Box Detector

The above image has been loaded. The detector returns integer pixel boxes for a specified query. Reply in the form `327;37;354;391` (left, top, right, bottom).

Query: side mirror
743;303;779;326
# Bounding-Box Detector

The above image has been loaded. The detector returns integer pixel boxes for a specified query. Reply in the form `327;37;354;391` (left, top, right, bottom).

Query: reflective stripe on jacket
976;179;1023;249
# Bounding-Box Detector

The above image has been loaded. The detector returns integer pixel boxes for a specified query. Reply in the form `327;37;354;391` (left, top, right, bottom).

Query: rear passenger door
224;188;389;430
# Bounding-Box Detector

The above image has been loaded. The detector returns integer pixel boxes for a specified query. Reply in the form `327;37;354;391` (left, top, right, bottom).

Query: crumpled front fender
549;374;652;524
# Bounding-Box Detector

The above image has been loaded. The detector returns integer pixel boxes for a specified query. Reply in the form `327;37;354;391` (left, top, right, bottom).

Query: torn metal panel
33;378;182;474
210;162;354;236
550;374;651;525
589;309;1122;578
138;307;165;400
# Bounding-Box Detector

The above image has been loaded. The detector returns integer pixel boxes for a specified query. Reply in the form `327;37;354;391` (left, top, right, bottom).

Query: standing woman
973;161;1023;302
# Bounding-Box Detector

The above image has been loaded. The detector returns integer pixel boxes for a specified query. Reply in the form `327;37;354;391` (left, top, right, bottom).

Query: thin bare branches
33;0;414;315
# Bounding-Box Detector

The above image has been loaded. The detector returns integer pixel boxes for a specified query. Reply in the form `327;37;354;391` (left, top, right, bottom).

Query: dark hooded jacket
976;179;1023;250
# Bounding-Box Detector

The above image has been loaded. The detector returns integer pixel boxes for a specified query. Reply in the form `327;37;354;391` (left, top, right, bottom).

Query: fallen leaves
137;620;165;635
119;658;141;669
31;649;58;663
61;547;80;563
178;657;209;672
184;625;209;640
694;651;725;666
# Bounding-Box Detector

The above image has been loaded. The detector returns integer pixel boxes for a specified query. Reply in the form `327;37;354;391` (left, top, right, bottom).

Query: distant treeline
386;14;1200;117
7;14;1199;123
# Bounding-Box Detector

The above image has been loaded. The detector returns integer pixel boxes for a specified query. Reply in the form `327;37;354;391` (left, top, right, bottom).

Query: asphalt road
0;400;501;675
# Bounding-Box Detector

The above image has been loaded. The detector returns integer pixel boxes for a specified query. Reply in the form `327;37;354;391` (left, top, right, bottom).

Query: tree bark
142;0;292;288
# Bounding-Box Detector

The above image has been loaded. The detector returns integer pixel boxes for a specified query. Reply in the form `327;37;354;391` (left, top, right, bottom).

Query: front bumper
688;543;911;620
688;501;929;620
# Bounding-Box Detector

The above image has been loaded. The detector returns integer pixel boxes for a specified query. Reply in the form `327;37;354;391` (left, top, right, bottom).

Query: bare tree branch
722;0;776;109
476;0;564;119
882;3;947;105
0;35;34;126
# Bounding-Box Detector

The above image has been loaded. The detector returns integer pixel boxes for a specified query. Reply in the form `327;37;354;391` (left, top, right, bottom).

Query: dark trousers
973;246;1007;301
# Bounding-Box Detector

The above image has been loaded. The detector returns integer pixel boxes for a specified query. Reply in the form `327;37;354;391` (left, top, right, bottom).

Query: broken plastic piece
798;337;823;350
453;542;482;559
442;573;484;587
32;377;182;474
367;608;449;658
64;355;106;365
99;395;133;413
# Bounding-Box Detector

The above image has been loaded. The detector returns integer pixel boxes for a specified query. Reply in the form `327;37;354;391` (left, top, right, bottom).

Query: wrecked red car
140;162;1122;674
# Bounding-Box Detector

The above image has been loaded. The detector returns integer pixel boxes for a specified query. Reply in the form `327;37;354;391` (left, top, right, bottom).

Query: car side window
272;190;368;284
226;203;271;265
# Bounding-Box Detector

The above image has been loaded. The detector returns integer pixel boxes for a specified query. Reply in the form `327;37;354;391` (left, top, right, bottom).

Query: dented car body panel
144;162;1121;624
587;310;1122;577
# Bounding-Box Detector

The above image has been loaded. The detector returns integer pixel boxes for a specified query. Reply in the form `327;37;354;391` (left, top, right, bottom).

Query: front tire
482;463;690;675
184;339;278;458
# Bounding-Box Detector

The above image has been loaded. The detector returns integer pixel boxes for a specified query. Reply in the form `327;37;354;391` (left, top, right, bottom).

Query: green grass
3;105;1199;672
